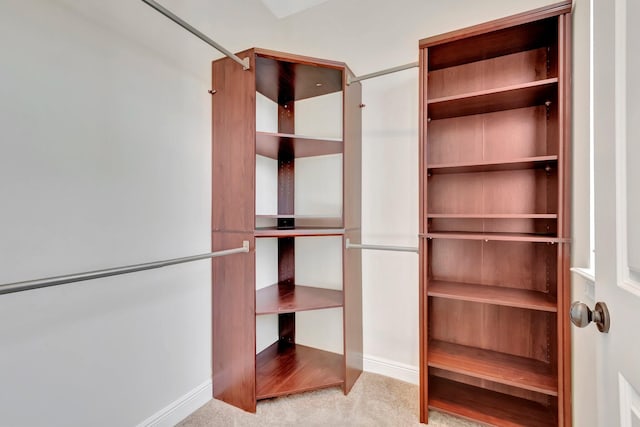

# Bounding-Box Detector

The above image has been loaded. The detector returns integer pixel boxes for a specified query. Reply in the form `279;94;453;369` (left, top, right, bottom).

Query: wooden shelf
425;231;559;243
256;283;343;314
428;280;557;312
254;227;345;237
256;342;344;400
428;340;557;395
427;213;557;219
427;78;557;120
255;51;344;104
429;376;557;427
256;215;343;229
427;155;558;174
256;132;342;159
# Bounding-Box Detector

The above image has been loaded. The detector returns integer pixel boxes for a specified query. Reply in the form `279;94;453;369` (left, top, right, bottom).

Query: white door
583;0;640;425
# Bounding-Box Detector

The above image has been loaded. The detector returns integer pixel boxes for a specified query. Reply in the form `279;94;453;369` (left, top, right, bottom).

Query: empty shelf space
256;132;343;159
254;227;345;237
256;342;344;400
423;15;563;70
428;280;557;312
256;283;343;314
428;340;557;395
427;78;558;120
425;231;559;243
429;376;557;427
427;155;558;174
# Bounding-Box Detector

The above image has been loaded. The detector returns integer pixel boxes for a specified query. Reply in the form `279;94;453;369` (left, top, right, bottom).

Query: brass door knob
570;301;610;333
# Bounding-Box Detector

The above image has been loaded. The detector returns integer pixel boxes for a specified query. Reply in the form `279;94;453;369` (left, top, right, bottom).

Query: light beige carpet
177;372;481;427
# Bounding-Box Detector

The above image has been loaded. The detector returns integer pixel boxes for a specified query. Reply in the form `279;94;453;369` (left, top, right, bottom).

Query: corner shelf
428;340;557;395
427;78;558;120
256;283;343;314
427;155;558;174
256;342;344;400
428;280;557;312
254;227;345;237
212;48;362;413
429;376;558;427
256;132;343;159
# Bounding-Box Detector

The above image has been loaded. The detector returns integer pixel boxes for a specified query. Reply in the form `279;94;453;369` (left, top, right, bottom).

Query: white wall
0;1;277;426
277;0;565;382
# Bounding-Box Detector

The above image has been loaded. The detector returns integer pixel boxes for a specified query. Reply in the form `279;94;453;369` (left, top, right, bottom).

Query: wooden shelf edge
427;79;558;120
427;213;558;219
429;376;558;427
428;340;558;395
425;231;559;243
256;342;344;400
427;155;558;174
256;283;343;315
256;132;343;159
428;280;557;312
428;78;558;105
256;131;342;143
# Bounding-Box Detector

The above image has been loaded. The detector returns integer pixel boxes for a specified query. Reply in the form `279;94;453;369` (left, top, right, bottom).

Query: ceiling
259;0;330;19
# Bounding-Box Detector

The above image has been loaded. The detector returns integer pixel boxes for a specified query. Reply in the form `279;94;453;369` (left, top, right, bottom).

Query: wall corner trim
136;379;212;427
363;354;419;385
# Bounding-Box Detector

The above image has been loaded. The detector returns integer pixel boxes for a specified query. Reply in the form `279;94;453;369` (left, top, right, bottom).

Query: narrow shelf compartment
428;280;557;312
256;132;343;159
254;227;345;237
256;283;343;314
256;342;344;400
427;155;558;174
427;213;557;219
427;78;557;120
424;16;560;70
428;340;557;395
425;231;559;243
429;376;557;427
256;215;343;229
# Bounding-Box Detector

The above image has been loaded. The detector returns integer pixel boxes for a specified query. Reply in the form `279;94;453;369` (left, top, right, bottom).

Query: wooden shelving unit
212;48;362;413
419;3;572;425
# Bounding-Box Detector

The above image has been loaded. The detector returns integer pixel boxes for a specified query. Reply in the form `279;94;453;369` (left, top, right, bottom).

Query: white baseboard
363;354;419;385
137;379;212;427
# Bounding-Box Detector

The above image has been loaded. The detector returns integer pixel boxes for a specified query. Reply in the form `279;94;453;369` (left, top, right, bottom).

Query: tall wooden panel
212;48;362;412
418;3;572;425
343;70;363;393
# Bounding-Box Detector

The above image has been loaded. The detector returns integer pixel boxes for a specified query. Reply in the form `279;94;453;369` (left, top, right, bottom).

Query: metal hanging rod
140;0;250;70
345;238;418;253
0;241;250;296
348;61;419;85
